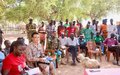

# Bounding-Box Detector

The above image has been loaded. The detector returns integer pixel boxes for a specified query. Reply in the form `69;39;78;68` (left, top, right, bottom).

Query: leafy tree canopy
0;0;119;22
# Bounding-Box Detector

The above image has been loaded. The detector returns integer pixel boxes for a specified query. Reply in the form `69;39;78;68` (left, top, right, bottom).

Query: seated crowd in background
0;18;120;74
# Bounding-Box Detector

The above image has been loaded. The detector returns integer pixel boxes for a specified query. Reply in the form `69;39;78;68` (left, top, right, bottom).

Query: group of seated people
58;32;120;66
0;32;120;75
0;27;120;74
37;19;120;67
0;32;56;75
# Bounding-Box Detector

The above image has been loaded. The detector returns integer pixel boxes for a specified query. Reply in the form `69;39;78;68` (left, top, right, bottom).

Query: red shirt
2;53;26;75
76;23;82;30
58;26;66;37
67;27;76;37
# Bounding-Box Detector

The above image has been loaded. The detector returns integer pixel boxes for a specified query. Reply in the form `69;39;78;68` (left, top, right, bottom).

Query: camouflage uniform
51;36;59;50
46;24;56;49
26;23;36;42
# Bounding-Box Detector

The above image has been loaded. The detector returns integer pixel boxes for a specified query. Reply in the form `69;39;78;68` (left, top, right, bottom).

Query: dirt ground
3;33;120;75
56;56;120;75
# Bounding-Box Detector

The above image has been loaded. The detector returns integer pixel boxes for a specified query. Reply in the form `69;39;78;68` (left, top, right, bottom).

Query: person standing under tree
46;20;56;49
95;21;99;31
66;22;76;37
0;28;3;48
90;19;97;36
76;20;82;35
81;23;93;42
57;21;66;37
116;22;120;43
107;19;117;38
100;19;108;39
64;19;70;28
38;22;46;46
26;18;36;43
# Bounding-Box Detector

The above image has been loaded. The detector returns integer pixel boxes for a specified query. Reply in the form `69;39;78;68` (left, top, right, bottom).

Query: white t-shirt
107;25;117;38
90;25;96;34
90;25;96;31
58;37;68;46
67;37;79;46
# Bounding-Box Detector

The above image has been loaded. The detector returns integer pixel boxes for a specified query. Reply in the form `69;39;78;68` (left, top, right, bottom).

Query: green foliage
113;0;120;13
6;0;16;4
79;0;114;20
0;0;6;20
0;0;120;22
5;6;28;22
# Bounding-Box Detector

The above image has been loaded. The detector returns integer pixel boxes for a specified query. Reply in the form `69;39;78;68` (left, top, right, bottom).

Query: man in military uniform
51;32;59;50
46;20;56;49
26;19;36;42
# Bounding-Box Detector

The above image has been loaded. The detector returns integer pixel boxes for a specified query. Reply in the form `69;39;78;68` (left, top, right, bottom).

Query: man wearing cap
26;19;36;42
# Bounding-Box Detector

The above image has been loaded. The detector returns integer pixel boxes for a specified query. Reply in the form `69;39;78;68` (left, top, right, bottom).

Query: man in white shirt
58;34;68;64
90;20;97;36
107;19;117;38
67;33;80;65
58;34;68;47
